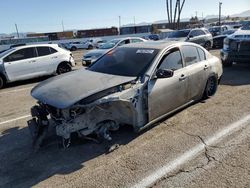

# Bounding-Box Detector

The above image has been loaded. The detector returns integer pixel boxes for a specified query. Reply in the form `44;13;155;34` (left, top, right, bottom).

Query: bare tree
166;0;186;29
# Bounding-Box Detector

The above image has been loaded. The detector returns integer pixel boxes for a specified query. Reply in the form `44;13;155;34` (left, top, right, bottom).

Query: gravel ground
0;49;249;187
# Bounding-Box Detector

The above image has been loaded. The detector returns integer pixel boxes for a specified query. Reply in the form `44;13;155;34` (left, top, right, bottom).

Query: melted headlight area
27;82;148;150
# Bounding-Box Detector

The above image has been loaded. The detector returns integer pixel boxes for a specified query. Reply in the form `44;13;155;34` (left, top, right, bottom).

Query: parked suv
220;29;250;67
0;44;75;89
166;28;213;49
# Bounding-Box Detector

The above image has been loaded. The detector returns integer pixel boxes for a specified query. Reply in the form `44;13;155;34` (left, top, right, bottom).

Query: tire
0;75;6;89
56;63;72;75
203;76;218;99
222;60;233;67
71;46;77;51
204;41;211;50
88;45;93;50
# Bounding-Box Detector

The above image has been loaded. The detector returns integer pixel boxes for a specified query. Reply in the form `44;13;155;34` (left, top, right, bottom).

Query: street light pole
219;2;222;26
119;16;121;35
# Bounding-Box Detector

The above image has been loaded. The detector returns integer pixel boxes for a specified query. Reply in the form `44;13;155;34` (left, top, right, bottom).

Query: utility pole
62;20;65;32
15;23;19;38
133;16;136;34
219;2;222;26
118;16;121;35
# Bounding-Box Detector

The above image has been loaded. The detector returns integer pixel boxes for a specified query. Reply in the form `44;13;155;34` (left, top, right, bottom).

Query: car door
188;30;205;46
181;45;209;100
147;48;189;121
35;46;58;75
3;47;38;81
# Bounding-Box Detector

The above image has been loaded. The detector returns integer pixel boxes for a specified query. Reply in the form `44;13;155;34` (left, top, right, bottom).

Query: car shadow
0;125;138;187
220;63;250;86
3;76;52;89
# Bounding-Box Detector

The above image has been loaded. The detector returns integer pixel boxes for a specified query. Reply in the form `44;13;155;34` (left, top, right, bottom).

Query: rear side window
182;46;200;66
159;50;183;71
37;47;57;56
49;47;57;54
4;47;36;62
197;47;206;61
131;39;143;43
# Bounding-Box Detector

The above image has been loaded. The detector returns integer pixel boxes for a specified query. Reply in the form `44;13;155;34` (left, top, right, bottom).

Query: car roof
119;40;188;50
111;37;144;41
12;43;58;50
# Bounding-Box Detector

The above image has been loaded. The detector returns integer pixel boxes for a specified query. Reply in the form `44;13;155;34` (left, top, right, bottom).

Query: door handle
179;74;187;81
29;60;36;63
51;56;58;59
204;65;208;70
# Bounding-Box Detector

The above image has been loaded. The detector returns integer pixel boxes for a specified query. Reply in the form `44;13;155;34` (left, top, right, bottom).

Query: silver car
28;41;222;149
166;28;213;50
82;37;146;66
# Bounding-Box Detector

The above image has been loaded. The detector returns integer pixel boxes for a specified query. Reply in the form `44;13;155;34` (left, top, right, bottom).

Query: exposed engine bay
28;81;148;150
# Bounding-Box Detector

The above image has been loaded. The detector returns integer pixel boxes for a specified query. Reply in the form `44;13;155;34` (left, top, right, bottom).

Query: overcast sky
0;0;249;33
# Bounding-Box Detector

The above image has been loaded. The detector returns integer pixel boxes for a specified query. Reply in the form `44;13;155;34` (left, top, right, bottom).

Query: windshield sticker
136;49;155;54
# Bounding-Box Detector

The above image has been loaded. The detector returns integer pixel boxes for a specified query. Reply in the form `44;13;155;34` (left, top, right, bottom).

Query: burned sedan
28;41;222;149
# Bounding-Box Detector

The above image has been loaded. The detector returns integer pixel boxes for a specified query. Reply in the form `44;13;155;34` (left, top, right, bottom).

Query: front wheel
222;60;233;67
203;76;218;99
57;63;72;75
0;75;5;89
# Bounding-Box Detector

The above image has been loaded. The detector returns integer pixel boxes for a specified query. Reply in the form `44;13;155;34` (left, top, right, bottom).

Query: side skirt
137;100;195;132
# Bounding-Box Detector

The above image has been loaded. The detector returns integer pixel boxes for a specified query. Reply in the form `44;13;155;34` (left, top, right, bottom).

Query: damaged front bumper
27;83;147;150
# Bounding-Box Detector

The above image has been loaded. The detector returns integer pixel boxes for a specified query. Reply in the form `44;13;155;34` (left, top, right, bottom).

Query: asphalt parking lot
0;49;249;187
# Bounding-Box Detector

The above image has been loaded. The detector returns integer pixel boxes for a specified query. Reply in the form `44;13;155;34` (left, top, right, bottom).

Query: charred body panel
31;69;136;109
29;80;148;148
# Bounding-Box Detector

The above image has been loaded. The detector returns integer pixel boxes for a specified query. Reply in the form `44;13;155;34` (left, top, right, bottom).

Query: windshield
209;27;220;32
99;39;120;49
222;30;235;35
168;30;190;38
89;47;159;77
0;48;15;58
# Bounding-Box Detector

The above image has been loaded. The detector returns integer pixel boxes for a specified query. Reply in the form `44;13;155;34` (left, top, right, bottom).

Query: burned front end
28;81;148;149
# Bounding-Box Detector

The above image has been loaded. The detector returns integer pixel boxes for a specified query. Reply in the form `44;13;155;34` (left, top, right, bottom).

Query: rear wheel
0;75;6;89
57;63;72;75
204;41;211;50
203;76;218;99
71;46;77;51
88;45;93;50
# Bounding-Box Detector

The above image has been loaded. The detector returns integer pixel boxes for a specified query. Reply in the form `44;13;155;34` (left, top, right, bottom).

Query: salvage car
28;41;222;149
220;29;250;67
165;28;213;50
0;44;75;89
82;37;146;66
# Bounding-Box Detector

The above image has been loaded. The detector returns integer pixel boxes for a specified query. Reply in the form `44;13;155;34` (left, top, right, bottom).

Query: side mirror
155;69;174;79
188;35;194;39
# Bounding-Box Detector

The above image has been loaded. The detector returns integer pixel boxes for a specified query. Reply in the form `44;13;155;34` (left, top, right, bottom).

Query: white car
82;37;147;65
0;44;75;89
66;38;103;51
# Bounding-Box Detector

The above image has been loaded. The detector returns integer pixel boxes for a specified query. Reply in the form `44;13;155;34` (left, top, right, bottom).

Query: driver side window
159;50;183;71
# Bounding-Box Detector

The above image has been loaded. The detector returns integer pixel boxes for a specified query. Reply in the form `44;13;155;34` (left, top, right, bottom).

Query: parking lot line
132;114;250;188
0;115;31;125
0;86;33;95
